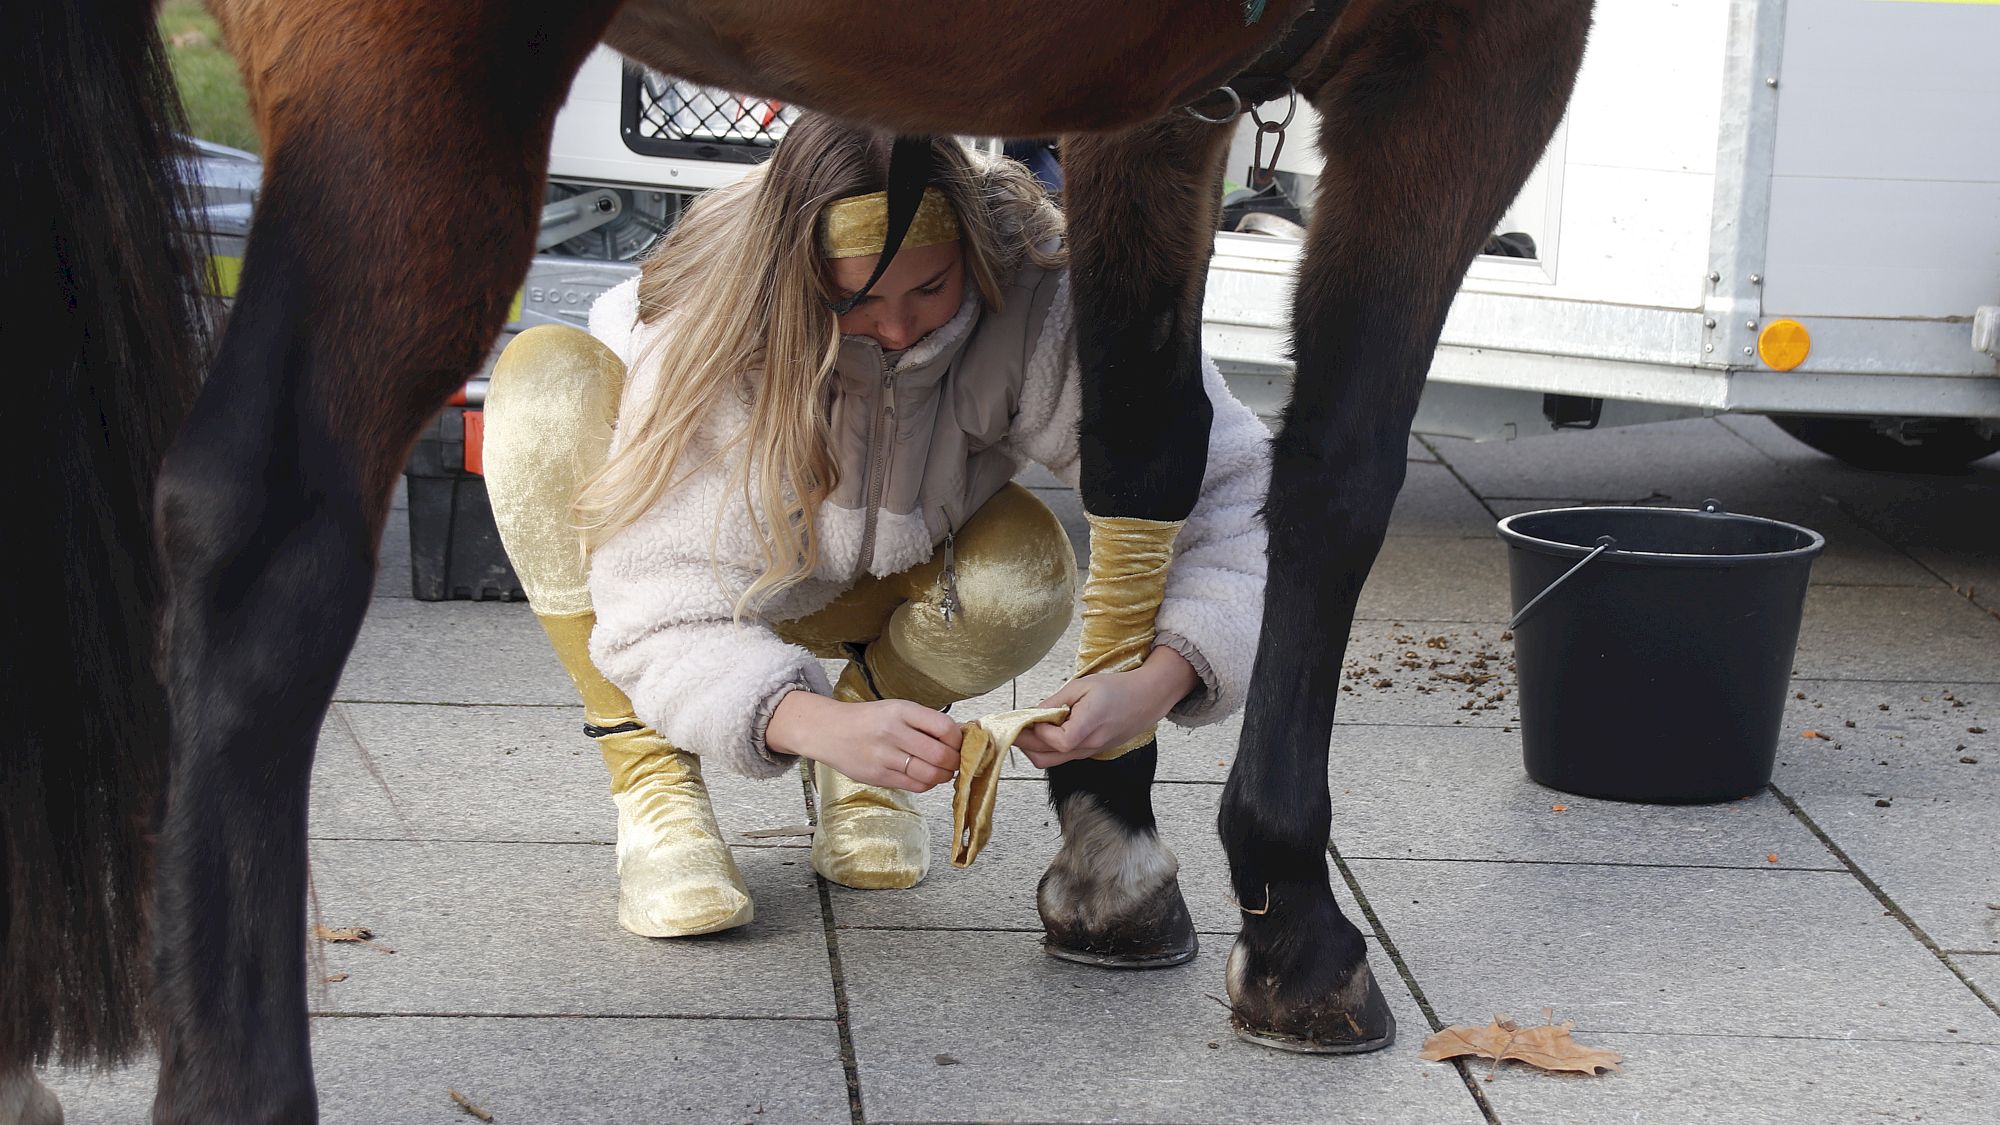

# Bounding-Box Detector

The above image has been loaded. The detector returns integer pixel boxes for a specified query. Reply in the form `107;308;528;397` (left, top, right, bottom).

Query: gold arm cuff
819;187;961;259
950;706;1069;868
1074;514;1186;760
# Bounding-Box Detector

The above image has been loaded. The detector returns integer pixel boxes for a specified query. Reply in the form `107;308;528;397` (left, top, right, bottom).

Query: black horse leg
1221;0;1593;1050
1036;116;1233;967
147;9;616;1120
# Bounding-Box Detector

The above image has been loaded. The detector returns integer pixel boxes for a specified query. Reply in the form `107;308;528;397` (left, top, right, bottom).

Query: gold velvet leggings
482;325;1077;731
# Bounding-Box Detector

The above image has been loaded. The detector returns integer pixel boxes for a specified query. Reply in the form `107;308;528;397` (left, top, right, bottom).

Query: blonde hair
574;117;1066;614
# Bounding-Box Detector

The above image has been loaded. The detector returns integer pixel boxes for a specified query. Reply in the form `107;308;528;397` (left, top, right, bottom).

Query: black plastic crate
405;405;525;602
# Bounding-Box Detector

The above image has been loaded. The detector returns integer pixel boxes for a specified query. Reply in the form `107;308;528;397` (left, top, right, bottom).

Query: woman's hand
1011;647;1198;769
766;691;962;792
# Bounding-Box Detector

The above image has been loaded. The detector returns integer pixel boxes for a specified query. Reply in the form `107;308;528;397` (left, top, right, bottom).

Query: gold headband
818;188;961;259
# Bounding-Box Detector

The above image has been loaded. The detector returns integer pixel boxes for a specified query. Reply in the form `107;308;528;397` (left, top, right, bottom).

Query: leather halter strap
1193;0;1351;116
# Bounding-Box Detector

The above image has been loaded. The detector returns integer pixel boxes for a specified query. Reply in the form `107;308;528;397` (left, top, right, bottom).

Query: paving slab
1792;586;2000;683
374;507;414;600
830;779;1243;936
1027;483;1090;571
1332;621;1522;729
1953;953;2000;998
1447;419;1993;596
1021;618;1523;736
837;929;1476;1125
43;1016;849;1125
1717;415;2000;602
1323;724;1838;871
1775;680;1998;799
1786;792;2000;955
1429;418;1800;506
1359;537;1513;623
306;838;832;1018
1474;1033;2000;1125
339;597;574;705
312;702;811;846
1014;462;1065;490
1344;859;1999;1044
1386;461;1497;539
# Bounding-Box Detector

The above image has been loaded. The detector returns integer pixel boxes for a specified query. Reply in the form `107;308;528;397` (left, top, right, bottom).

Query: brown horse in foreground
4;0;1591;1119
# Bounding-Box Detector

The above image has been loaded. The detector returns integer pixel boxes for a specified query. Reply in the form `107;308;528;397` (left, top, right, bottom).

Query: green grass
159;1;259;154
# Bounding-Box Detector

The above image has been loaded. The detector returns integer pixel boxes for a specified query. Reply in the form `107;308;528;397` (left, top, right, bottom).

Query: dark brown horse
4;0;1591;1119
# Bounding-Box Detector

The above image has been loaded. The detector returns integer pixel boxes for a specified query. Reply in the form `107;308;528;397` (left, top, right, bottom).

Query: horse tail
1;0;208;1068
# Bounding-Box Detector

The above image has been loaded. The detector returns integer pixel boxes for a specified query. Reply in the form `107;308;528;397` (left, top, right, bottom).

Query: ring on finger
903;751;914;774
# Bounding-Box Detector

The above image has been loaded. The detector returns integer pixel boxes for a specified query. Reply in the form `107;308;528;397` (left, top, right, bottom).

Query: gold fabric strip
950;706;1070;867
819;187;962;259
1074;514;1185;760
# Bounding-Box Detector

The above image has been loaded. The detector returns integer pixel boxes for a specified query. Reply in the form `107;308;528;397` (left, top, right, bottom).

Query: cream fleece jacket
584;268;1271;779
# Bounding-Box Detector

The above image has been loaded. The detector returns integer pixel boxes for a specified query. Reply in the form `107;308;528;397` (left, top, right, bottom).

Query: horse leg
1036;116;1233;967
0;1063;63;1125
1221;0;1593;1050
147;5;617;1119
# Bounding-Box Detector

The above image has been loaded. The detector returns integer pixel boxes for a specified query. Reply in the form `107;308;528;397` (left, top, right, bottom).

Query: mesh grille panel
623;68;799;162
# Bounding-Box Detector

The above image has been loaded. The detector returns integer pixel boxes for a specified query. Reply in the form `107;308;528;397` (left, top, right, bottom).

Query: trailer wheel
1770;415;2000;473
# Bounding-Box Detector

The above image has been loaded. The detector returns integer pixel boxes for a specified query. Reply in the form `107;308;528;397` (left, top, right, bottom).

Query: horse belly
605;0;1303;135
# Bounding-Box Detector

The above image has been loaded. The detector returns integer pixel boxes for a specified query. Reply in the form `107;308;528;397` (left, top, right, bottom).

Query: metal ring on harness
1248;87;1298;188
1182;86;1244;125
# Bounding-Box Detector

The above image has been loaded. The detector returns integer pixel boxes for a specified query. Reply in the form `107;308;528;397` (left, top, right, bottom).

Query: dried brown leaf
314;924;396;954
449;1088;494;1121
1421;1014;1622;1076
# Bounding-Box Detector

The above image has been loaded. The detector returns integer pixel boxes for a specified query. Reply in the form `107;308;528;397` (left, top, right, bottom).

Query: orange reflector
1758;319;1810;372
462;409;485;476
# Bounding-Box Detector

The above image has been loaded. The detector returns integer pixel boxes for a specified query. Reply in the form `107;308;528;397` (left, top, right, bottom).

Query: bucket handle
1510;535;1617;631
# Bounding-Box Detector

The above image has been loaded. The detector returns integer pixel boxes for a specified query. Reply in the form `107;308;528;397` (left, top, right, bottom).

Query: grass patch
159;1;258;154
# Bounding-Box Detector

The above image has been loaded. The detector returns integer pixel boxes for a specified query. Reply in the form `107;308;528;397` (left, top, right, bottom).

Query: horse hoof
1040;875;1199;969
1230;1006;1397;1054
1225;935;1398;1054
1036;802;1199;970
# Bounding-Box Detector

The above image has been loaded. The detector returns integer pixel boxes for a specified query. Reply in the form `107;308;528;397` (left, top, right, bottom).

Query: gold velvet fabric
1073;514;1186;759
487;326;750;936
803;663;934;889
777;483;1077;705
482;325;627;616
818;187;962;259
950;706;1069;867
537;611;752;937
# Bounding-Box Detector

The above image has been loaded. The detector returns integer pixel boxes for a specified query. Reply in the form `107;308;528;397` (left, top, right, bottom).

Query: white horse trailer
204;0;1979;469
1207;0;2000;467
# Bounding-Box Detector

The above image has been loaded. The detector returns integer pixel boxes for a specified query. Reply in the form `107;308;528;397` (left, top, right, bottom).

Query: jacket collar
833;286;983;394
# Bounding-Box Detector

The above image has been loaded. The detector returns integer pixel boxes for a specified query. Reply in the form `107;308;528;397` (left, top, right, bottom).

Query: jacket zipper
854;352;893;579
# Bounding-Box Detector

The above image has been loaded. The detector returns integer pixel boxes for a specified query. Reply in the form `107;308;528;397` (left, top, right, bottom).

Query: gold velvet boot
540;610;753;937
809;661;931;890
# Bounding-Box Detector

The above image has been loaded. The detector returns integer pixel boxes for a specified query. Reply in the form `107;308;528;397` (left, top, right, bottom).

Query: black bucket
1496;501;1824;804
